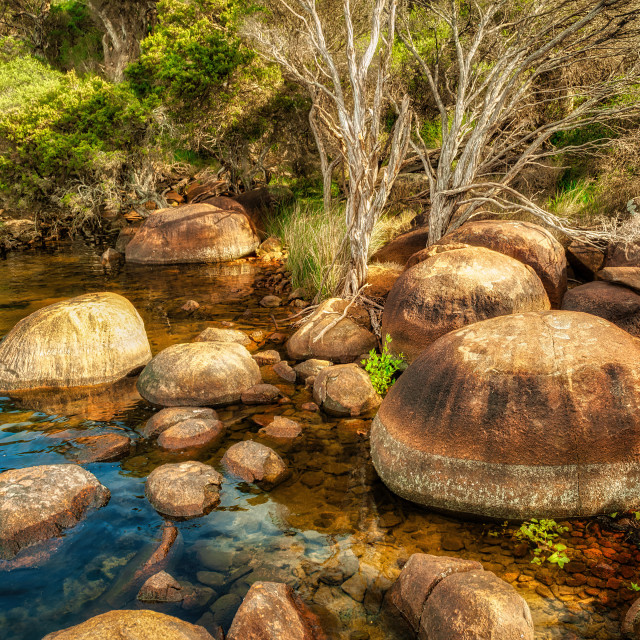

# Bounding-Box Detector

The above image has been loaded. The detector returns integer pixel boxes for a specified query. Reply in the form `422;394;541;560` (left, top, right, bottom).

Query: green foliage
629;582;640;591
126;0;253;108
362;335;405;396
516;519;570;569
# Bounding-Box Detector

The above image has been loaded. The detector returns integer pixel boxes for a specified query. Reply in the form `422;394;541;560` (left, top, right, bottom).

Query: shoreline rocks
0;464;110;560
125;203;259;264
372;310;640;519
0;292;151;392
137;342;261;407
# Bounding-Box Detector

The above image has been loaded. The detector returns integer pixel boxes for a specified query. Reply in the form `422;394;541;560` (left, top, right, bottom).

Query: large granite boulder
125;203;260;264
145;462;222;518
137;342;261;406
562;281;640;337
286;298;376;363
227;582;326;640
371;311;640;519
42;610;214;639
0;292;151;392
381;246;550;363
386;554;533;640
0;464;110;560
313;364;380;416
435;220;567;306
371;227;430;265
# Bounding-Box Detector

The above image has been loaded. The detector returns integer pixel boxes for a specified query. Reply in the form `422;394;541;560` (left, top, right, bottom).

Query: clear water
0;242;632;639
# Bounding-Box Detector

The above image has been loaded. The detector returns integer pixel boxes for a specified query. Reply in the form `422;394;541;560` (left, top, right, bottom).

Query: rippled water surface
0;242;634;639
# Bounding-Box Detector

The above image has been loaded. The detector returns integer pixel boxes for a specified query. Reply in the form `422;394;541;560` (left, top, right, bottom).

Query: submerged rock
258;416;302;441
0;464;110;560
561;281;640;337
371;311;640;519
382;246;550;362
227;581;326;640
125;203;259;264
145;462;222;518
222;441;288;489
313;364;380;416
42;610;214;639
137;342;261;407
287;298;376;363
142;407;218;439
0;292;151;392
435;219;567;307
138;570;185;602
241;384;282;405
71;433;131;463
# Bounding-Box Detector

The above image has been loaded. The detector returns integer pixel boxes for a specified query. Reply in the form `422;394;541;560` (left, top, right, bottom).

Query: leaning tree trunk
87;0;157;82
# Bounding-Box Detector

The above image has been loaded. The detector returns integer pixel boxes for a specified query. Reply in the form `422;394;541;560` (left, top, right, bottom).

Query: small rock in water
313;364;380;416
294;359;332;382
241;384;282;405
301;402;319;412
182;300;201;312
259;416;302;441
253;350;281;366
142;407;218;439
101;248;123;268
260;295;282;308
194;327;252;346
268;332;287;344
157;418;225;451
138;570;185;602
221;441;289;489
273;361;297;383
145;461;222;518
288;287;306;301
227;581;326;640
250;330;265;342
72;433;131;463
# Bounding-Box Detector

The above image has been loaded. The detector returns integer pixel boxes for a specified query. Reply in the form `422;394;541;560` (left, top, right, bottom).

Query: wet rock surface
227;581;326;640
0;464;110;560
42;610;215;639
382;246;550;362
71;433;131;463
142;407;219;438
137;342;261;406
145;462;223;518
0;292;151;392
241;383;282;405
137;570;185;602
259;416;302;441
222;441;289;488
157;418;225;451
313;364;380;417
372;310;640;519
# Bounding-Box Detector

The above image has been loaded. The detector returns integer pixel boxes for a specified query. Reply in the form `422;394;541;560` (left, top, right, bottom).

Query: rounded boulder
382;246;550;363
125;203;259;264
313;364;380;416
0;292;151;392
435;219;567;306
137;342;261;407
371;311;640;519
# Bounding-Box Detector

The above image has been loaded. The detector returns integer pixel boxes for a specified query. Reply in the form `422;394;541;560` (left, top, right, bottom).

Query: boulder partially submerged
372;311;640;519
0;292;151;392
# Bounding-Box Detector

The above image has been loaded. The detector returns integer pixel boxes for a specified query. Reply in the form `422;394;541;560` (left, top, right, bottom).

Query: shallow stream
0;243;635;639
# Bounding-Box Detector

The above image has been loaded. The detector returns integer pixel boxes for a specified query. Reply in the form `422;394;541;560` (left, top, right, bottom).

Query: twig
285;304;319;323
312;285;369;344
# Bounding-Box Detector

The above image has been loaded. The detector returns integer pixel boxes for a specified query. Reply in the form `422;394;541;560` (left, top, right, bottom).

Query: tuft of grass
546;178;598;222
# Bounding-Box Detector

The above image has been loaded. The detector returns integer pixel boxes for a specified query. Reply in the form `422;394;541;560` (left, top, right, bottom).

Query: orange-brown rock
382;246;550;362
142;407;218;439
137;571;185;602
313;364;380;416
227;582;326;640
137;342;261;407
0;464;110;560
72;433;131;463
241;383;282;405
145;462;222;518
259;416;302;441
597;267;640;294
420;570;534;640
436;220;567;306
157;418;225;451
0;292;151;392
405;242;470;269
371;311;640;519
42;610;214;639
221;441;288;489
606;240;640;268
371;227;429;265
194;327;252;346
125;203;259;264
566;240;604;279
561;281;640;337
286;298;376;363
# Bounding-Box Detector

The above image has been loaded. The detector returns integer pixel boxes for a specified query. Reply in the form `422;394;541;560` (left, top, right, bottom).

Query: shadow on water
0;242;634;639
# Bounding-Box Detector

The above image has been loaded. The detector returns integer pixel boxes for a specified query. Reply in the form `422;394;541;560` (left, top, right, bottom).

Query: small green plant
516;518;570;569
629;582;640;592
362;335;405;396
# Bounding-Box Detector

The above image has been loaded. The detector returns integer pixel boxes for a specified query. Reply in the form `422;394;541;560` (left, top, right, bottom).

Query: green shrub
362;335;405;396
515;518;570;568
